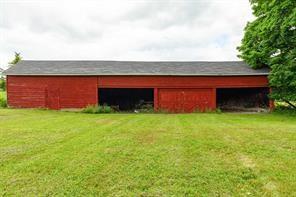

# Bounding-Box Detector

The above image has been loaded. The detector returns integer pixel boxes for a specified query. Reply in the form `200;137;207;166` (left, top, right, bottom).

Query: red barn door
158;88;215;112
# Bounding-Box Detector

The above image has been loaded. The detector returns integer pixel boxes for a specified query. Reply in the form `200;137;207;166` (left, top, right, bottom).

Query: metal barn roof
4;60;269;76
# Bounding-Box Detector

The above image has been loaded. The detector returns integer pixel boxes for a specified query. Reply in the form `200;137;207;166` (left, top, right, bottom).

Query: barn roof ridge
14;59;246;62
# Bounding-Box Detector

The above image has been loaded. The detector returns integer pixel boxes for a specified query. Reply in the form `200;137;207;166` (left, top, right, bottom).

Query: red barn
5;60;272;112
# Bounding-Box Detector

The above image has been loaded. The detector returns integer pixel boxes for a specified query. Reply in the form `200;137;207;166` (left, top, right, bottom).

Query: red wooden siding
7;75;269;112
98;76;268;88
158;88;215;112
7;76;97;109
97;75;268;112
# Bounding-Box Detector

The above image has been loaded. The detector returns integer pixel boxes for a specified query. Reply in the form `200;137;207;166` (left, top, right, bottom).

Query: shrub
0;79;6;91
0;92;7;108
0;99;7;108
82;104;114;114
273;104;296;116
136;104;154;113
215;108;222;113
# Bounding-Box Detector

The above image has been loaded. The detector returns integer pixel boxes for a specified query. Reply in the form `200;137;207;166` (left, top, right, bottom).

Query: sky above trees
0;0;253;69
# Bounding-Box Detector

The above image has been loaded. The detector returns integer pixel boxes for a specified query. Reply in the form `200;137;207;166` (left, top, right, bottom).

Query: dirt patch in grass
239;154;256;169
262;181;279;196
136;133;157;145
96;118;117;124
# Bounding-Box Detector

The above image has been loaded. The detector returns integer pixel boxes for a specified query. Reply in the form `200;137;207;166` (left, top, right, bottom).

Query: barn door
46;88;60;110
158;88;214;112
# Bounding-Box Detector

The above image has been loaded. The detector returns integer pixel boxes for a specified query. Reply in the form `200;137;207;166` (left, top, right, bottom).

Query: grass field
0;109;295;196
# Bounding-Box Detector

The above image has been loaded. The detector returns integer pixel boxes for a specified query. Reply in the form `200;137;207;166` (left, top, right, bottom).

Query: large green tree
238;0;296;108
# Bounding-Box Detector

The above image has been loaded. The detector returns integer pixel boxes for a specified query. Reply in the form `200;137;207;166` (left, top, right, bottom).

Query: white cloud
0;0;254;69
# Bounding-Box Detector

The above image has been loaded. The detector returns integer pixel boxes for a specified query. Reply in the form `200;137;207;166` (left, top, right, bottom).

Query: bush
0;79;6;91
82;104;114;114
0;98;7;108
273;104;296;116
136;104;154;113
0;91;7;108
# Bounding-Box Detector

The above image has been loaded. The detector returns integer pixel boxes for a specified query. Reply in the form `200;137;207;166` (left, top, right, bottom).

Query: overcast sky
0;0;254;69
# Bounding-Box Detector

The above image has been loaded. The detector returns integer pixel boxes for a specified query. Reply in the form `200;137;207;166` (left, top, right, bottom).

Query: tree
9;52;22;65
238;0;296;108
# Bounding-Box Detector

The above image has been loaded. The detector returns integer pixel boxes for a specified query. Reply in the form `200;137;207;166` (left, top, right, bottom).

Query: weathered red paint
158;88;215;112
7;75;270;112
98;76;268;88
7;76;97;109
269;88;275;111
97;75;269;112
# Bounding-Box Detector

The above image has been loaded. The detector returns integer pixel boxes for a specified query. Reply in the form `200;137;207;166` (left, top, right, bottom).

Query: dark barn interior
99;88;154;111
217;87;269;111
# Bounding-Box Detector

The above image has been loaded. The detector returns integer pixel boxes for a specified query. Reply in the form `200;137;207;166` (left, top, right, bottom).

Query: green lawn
0;109;295;196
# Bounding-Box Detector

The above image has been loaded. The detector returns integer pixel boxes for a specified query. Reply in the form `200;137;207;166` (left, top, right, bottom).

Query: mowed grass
0;109;295;196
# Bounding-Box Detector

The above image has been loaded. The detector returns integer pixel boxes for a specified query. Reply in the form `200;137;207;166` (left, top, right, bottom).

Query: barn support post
96;77;99;106
154;88;158;112
269;88;275;111
212;88;217;110
97;88;99;106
